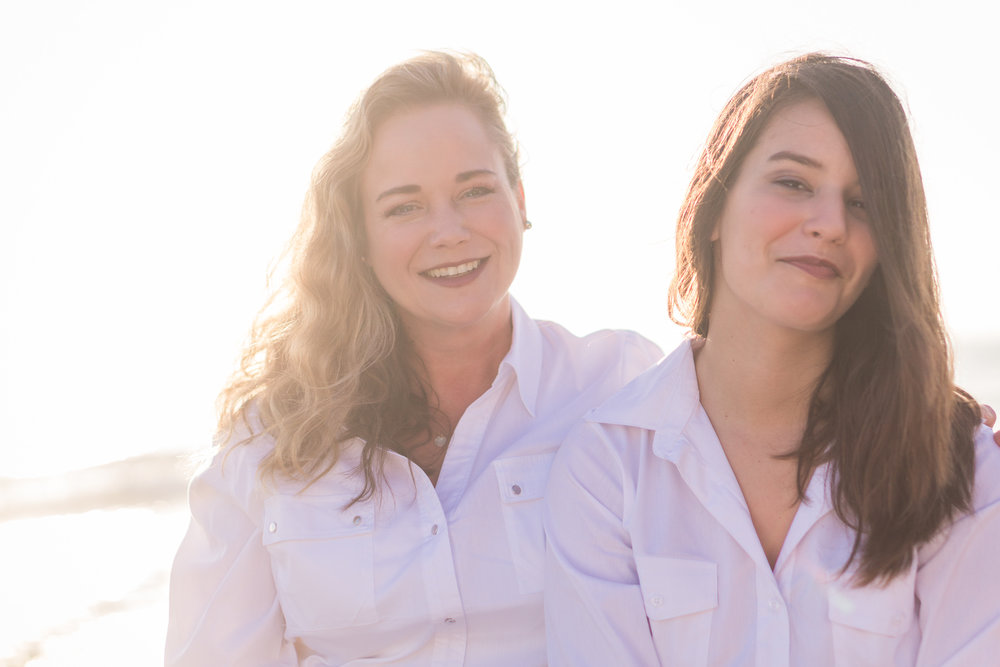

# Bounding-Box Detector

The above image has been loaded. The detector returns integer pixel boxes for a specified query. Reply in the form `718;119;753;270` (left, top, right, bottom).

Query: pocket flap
493;451;557;503
827;574;915;637
635;556;718;621
261;494;375;545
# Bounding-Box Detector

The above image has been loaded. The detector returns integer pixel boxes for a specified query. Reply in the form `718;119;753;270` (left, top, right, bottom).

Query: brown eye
776;178;809;192
847;198;869;222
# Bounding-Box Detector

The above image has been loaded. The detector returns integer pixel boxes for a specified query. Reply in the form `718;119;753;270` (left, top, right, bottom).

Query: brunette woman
544;53;1000;666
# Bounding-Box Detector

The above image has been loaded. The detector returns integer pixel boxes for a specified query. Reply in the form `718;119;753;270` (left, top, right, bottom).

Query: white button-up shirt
166;299;661;666
544;339;1000;666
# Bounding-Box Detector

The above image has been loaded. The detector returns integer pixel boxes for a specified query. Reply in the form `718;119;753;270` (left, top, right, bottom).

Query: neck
695;306;833;449
403;297;514;427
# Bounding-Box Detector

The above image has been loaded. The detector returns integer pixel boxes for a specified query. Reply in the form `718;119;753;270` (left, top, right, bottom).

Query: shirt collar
501;297;541;418
591;338;837;530
588;338;701;443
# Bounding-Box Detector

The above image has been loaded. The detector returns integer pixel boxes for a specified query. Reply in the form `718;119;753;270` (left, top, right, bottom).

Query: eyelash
386;203;419;217
776;178;810;192
775;179;866;213
382;184;496;218
461;185;494;198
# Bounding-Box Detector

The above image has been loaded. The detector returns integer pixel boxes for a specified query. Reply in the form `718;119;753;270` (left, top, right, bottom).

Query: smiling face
360;104;525;340
710;98;879;336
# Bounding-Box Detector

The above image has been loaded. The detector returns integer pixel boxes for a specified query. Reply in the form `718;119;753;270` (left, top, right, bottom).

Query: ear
517;180;526;221
709;218;721;243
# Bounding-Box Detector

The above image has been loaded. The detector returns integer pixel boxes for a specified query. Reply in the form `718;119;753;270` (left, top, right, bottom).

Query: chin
769;304;841;334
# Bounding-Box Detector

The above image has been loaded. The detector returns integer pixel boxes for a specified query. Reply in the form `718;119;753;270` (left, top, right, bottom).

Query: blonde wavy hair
217;51;521;501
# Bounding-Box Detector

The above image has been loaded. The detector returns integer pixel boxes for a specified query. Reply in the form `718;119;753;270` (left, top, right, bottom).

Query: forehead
362;104;502;191
749;98;852;163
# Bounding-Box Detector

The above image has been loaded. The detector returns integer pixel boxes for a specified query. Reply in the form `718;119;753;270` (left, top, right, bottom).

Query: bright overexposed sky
2;0;998;477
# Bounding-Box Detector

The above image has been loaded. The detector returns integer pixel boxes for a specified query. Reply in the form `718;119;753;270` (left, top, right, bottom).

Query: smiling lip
421;257;488;285
779;255;841;279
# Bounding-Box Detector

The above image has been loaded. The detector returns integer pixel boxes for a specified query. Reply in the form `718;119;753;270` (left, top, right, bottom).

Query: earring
523;220;533;230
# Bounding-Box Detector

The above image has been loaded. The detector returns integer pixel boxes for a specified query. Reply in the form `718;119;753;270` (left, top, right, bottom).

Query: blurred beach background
2;1;997;664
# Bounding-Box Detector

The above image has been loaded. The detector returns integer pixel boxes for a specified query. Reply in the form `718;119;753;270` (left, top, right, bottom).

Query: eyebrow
375;184;420;203
767;151;823;169
456;168;497;182
374;169;498;202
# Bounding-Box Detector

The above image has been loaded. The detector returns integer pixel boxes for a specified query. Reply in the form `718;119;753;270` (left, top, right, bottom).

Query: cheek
853;226;880;282
362;228;411;293
480;198;524;249
365;222;410;265
715;216;758;275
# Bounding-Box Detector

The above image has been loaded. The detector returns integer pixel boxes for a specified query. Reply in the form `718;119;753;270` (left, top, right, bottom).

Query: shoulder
552;341;699;478
920;424;1000;562
188;417;277;517
587;339;699;429
535;318;659;352
509;298;661;377
534;318;663;374
971;424;1000;511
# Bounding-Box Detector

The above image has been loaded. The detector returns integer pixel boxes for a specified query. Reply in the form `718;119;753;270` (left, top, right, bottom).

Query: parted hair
217;51;520;502
668;53;980;584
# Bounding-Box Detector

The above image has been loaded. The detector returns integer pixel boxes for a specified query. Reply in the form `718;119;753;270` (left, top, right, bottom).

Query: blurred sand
0;453;192;666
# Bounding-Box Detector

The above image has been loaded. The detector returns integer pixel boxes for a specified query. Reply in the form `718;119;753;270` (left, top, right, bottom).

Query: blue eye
386;203;419;217
461;186;493;198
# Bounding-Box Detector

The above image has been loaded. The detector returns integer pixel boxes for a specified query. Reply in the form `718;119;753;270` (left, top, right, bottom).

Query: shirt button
511;484;522;496
444;617;456;624
892;611;906;627
268;522;277;533
431;524;439;535
352;515;362;526
649;594;664;607
767;597;782;612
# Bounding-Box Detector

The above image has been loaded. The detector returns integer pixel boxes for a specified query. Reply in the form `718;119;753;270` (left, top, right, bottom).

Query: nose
428;202;471;247
802;192;847;243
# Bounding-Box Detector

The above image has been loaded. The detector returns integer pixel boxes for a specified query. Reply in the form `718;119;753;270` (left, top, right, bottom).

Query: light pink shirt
165;299;661;666
544;339;1000;666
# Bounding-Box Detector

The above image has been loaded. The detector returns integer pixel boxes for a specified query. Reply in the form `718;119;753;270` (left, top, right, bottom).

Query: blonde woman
544;54;1000;665
164;52;660;665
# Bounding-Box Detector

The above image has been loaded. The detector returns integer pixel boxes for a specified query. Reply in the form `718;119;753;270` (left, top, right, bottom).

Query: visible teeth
426;260;480;278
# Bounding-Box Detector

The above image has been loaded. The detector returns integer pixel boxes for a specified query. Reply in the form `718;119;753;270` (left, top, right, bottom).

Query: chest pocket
827;563;916;667
635;556;718;667
492;450;557;594
262;494;378;632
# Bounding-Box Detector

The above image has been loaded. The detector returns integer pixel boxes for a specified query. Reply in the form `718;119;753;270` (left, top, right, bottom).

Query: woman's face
360;104;525;339
710;98;879;336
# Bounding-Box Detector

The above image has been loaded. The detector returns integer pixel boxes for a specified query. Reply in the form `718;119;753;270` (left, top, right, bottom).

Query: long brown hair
669;53;980;584
217;51;521;503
